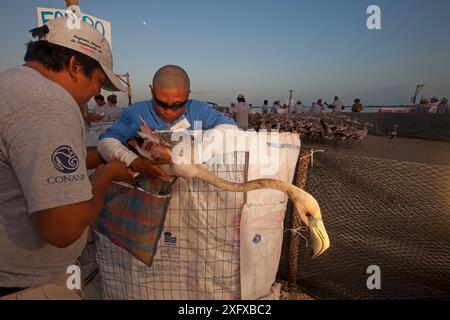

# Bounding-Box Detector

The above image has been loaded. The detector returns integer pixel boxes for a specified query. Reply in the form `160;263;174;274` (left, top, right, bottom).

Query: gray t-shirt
0;66;92;288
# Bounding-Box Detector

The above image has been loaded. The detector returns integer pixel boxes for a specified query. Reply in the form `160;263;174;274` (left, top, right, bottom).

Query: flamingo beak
309;216;330;258
292;188;330;258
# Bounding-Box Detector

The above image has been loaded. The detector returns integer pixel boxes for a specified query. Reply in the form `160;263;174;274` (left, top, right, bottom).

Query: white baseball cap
39;17;126;92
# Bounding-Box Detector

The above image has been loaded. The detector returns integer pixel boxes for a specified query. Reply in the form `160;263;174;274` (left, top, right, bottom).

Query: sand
305;135;450;166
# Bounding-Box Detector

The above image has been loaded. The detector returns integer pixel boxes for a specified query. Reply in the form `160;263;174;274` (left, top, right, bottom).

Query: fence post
287;147;312;290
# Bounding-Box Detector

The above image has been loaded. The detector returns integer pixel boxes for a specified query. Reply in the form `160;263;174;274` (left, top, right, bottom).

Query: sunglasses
153;96;188;111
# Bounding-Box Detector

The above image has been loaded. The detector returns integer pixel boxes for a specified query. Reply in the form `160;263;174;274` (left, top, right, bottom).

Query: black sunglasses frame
153;96;188;111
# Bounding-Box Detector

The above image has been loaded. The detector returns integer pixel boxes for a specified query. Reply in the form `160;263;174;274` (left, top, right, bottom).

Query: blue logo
51;146;79;174
253;234;262;244
164;232;177;245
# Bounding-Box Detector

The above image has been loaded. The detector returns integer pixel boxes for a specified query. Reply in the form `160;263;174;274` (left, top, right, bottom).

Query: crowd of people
415;96;449;114
224;94;450;132
225;95;368;131
226;94;450;122
227;96;365;118
89;94;450;123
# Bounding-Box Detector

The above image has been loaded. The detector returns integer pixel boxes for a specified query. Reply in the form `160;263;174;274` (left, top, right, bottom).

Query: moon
143;21;147;26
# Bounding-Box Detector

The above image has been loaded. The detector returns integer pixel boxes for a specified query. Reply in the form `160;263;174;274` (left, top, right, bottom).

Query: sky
0;0;449;107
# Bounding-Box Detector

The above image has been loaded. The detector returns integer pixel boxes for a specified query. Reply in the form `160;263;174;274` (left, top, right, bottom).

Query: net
279;152;450;299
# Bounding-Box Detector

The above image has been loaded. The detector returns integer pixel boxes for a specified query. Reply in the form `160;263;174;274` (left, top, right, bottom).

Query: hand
127;138;140;151
102;159;135;184
127;139;171;164
90;114;105;122
130;157;173;181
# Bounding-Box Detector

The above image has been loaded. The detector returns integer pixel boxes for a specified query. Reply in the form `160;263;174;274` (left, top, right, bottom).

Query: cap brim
100;63;127;92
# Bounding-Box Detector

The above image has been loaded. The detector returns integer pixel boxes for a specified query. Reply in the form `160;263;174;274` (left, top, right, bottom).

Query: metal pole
117;73;133;106
126;73;132;105
288;90;293;114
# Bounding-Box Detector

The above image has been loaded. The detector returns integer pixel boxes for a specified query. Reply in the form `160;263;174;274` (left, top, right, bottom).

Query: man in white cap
231;94;252;130
0;17;135;299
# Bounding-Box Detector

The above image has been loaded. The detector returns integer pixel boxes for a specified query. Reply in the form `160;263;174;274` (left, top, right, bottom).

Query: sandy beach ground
79;134;450;300
305;135;450;166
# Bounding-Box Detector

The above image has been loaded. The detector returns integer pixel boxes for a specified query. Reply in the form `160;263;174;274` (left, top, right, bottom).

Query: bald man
98;65;237;178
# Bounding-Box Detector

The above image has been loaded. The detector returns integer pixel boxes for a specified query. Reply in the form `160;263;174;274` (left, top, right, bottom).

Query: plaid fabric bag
96;178;174;266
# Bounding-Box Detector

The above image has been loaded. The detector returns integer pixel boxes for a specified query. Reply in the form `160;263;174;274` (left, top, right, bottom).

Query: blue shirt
100;100;236;144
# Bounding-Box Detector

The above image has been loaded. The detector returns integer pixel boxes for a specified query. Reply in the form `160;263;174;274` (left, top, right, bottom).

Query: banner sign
36;7;112;45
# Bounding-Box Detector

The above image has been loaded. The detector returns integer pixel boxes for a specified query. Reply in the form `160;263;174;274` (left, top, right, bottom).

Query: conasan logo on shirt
52;145;79;173
47;145;87;185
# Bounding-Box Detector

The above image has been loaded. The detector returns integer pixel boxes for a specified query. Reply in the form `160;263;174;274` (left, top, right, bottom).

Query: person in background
272;100;281;114
228;102;236;119
90;94;107;122
310;99;325;113
415;98;431;114
106;94;123;121
262;100;269;114
437;98;449;114
293;100;305;114
327;96;343;113
233;94;252;130
429;96;440;114
0;16;132;300
352;98;364;112
94;94;106;110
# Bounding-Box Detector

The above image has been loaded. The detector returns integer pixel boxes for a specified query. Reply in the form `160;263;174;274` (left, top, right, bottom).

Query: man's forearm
33;166;116;248
59;168;115;246
98;138;139;166
56;166;116;237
